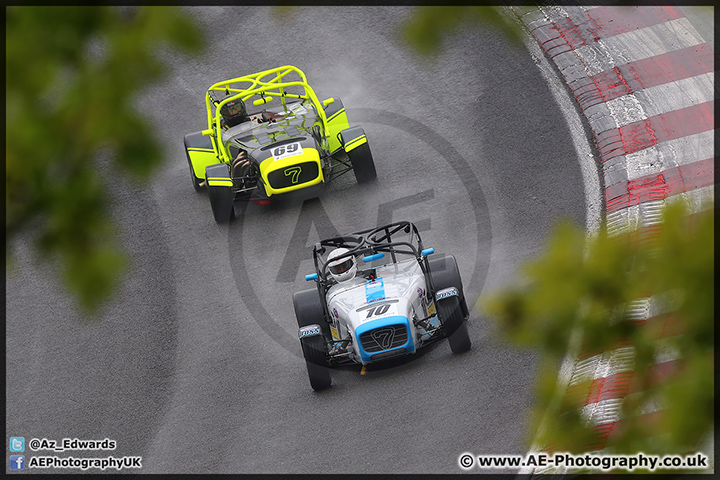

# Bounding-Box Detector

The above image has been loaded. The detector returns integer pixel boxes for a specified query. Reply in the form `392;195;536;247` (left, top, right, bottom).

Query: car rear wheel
437;296;471;353
348;143;377;184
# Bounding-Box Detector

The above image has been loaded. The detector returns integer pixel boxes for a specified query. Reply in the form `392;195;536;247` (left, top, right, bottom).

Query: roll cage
202;65;329;163
307;221;438;307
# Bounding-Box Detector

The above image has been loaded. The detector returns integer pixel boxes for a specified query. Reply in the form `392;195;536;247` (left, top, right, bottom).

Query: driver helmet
220;99;248;128
327;248;357;283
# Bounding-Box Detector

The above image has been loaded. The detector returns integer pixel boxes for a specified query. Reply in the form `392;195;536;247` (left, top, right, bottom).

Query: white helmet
327;247;357;283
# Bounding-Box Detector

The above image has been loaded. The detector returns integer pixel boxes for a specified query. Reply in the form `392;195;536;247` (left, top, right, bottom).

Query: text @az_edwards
28;437;116;452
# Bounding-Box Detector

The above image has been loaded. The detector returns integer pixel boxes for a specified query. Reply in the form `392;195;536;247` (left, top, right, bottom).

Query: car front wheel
437;296;471;354
188;160;203;193
348;143;377;184
300;335;332;391
294;289;332;391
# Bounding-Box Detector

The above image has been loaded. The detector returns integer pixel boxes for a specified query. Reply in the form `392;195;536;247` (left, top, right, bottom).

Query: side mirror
322;98;335;107
421;248;434;257
253;96;273;106
362;252;385;263
201;129;213;136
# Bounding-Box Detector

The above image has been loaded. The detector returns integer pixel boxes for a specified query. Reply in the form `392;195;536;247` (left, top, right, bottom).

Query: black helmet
220;99;248;128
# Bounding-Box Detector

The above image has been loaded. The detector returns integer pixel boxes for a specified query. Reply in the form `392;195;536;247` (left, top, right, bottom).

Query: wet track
7;7;588;474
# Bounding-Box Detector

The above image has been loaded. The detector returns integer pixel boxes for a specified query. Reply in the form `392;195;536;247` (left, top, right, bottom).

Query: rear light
251;199;271;206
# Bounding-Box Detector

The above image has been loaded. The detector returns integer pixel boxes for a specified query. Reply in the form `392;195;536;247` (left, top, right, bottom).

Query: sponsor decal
417;287;424;298
298;325;322;339
436;288;458;301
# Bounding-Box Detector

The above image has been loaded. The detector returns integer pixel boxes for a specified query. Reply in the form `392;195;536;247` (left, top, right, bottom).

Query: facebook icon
10;455;25;470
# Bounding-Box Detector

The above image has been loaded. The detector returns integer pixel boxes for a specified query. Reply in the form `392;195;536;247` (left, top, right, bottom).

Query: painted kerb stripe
575;17;705;77
605;157;715;213
546;6;684;51
583;6;685;38
588;44;714;104
596;101;714;162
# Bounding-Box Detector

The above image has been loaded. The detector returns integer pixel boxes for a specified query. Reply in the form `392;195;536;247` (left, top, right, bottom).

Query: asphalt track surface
6;7;588;474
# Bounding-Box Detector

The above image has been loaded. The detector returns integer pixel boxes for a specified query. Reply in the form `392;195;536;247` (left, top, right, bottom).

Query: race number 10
366;304;391;318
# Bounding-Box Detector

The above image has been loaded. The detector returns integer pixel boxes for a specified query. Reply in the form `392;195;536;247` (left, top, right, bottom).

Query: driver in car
327;248;357;283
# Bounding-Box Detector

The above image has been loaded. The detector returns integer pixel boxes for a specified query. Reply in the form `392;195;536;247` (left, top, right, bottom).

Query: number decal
272;142;303;160
365;303;391;318
284;166;302;184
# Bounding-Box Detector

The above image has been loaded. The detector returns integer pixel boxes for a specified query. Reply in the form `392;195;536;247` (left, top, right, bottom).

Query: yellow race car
184;65;376;222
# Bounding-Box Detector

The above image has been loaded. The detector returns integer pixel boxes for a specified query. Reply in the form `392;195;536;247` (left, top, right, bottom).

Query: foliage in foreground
400;6;522;56
482;202;713;471
6;6;204;313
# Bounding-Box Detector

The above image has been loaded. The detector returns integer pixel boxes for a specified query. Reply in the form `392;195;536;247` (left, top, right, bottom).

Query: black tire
293;289;329;334
293;289;331;390
188;158;203;192
427;254;469;318
208;186;234;223
300;335;332;391
348;143;377;184
437;296;471;354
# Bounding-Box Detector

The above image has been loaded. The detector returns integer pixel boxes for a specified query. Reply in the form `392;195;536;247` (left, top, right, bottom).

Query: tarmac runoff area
506;4;714;474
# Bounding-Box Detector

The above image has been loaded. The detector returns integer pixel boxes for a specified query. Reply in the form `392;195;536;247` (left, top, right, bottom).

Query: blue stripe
364;278;385;303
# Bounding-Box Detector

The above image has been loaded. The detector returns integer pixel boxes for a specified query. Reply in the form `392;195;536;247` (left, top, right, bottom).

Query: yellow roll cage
203;65;328;162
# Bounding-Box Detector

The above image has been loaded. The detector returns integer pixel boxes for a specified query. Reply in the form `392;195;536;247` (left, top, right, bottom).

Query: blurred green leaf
401;6;523;57
6;6;204;314
481;203;714;469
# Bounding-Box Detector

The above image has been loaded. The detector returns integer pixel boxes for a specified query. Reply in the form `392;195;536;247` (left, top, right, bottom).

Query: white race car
294;221;471;390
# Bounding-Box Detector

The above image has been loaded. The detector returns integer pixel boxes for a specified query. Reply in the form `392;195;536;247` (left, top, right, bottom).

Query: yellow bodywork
206;176;233;187
187;147;217;180
259;147;324;197
344;134;367;152
325;104;349;152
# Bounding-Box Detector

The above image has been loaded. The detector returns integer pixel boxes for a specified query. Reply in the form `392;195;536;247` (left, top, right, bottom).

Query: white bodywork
325;258;438;365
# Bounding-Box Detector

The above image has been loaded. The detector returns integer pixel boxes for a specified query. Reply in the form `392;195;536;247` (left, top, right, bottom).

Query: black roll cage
309;221;437;323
